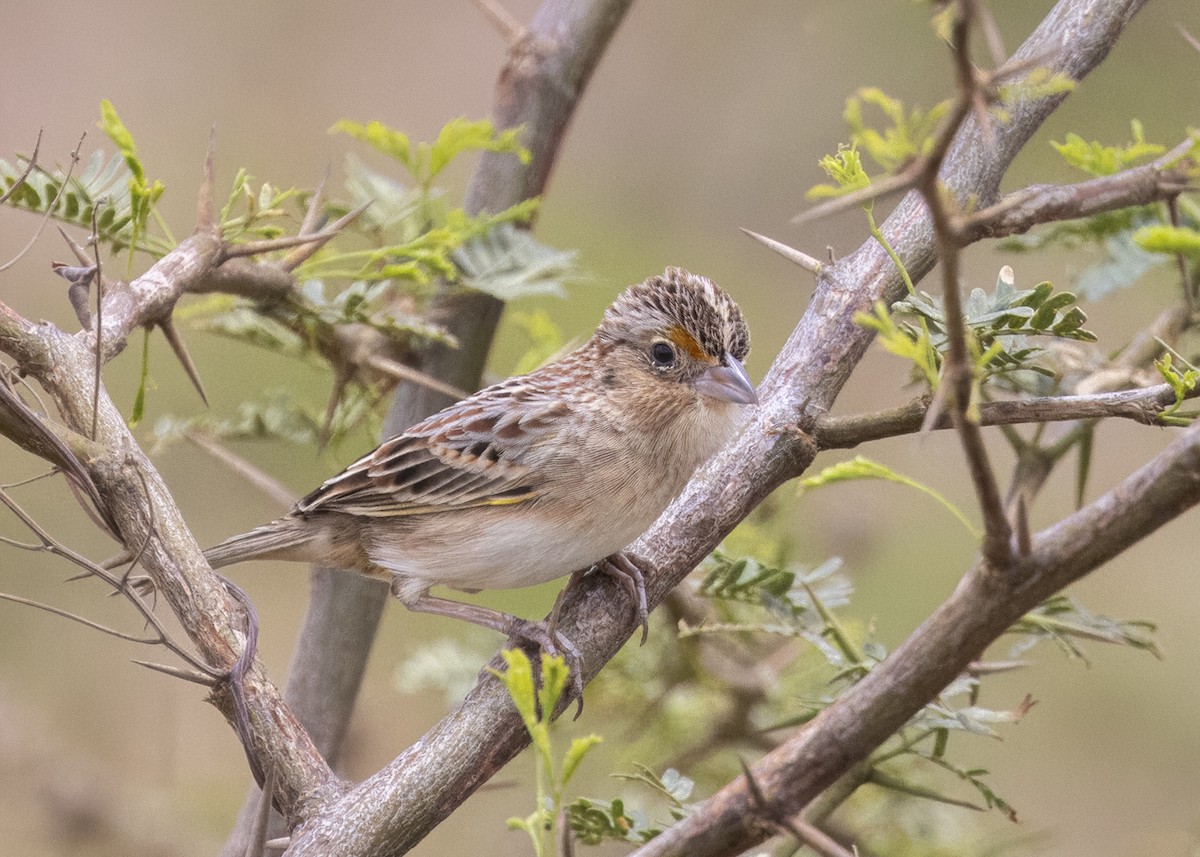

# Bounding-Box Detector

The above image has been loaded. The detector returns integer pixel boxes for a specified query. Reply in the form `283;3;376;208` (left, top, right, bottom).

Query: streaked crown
597;267;750;363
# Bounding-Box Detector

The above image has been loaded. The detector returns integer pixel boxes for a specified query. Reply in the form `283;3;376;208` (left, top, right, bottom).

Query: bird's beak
696;355;759;405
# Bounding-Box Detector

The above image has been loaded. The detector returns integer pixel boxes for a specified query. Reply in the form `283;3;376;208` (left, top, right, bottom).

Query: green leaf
453;222;575;301
1154;352;1199;424
1009;595;1162;661
870;767;986;813
428;117;529;179
97;100;167;266
843;87;950;172
1132;224;1200;257
798;455;980;538
536;652;571;724
561;735;602;787
98;99;146;184
492;647;541;735
331;119;414;171
1073;232;1165;299
807;144;870;200
999;66;1076;104
1051;120;1165;177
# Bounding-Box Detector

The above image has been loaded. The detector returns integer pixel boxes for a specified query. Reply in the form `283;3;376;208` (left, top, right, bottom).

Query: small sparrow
204;267;756;670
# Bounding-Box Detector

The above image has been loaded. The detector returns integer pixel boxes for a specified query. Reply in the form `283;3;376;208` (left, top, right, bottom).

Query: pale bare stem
365;353;471;400
182;429;295;509
276;199;372;270
1167;196;1195;315
0;128;42;205
740;228;823;276
0;131;86;274
2;467;60;490
975;0;1008;67
473;0;523;42
0;366;116;536
198;126;218;231
1178;24;1200;55
0;592;166;645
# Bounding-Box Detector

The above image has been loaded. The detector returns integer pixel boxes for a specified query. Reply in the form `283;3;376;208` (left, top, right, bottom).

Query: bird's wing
295;373;574;518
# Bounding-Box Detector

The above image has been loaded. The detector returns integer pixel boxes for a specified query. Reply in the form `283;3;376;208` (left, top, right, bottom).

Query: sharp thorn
158;317;209;406
56;226;93;265
132;659;217;686
197;125;218;231
740;228;823;275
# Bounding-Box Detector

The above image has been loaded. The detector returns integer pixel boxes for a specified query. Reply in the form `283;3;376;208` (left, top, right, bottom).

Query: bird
202;267;756;678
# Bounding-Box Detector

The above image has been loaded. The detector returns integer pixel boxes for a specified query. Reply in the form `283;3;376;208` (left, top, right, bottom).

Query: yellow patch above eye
665;325;711;362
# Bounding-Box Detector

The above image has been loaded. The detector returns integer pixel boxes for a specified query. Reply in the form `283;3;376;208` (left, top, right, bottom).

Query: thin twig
182;428;295;509
918;0;1012;568
226;200;371;265
0;128;43;205
365;353;470;400
814;381;1194;449
0;132;86;274
0;486;220;678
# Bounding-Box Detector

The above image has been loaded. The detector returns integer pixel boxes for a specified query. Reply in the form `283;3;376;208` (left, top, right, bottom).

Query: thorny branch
0;0;1195;855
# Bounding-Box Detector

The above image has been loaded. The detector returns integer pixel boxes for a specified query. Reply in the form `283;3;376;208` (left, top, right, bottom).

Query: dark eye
650;341;676;368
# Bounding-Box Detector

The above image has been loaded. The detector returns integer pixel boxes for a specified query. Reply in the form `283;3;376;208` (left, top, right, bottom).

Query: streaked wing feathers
296;376;572;518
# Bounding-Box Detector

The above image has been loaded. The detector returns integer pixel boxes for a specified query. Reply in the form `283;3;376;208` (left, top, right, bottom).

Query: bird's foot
596;551;650;644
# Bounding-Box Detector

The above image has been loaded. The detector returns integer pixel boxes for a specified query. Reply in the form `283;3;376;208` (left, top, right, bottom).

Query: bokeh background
1;1;1199;855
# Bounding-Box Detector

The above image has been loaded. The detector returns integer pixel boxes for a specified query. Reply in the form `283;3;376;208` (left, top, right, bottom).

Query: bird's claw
597;552;650;644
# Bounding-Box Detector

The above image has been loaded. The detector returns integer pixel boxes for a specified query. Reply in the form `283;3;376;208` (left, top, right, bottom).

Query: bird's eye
650;341;676;368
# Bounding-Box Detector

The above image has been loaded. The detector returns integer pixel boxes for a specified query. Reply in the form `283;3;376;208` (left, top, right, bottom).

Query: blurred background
1;1;1199;855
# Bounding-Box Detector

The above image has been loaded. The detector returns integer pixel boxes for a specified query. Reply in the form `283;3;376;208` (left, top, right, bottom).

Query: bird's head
596;267;757;407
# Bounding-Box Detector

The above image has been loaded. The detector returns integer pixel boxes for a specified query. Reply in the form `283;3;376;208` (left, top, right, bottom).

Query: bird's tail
203;518;318;569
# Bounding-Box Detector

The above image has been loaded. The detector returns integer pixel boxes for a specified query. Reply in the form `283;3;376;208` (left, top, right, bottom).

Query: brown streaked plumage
203;267;757;685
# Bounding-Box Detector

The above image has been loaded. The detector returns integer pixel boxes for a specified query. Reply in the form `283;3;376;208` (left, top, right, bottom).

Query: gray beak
695;355;759;405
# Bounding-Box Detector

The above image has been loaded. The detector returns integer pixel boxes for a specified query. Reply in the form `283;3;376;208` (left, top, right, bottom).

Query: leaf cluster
0;148;166;256
1004;122;1200;299
179;116;573;440
495;649;602;857
858;268;1096;392
566;766;695;846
